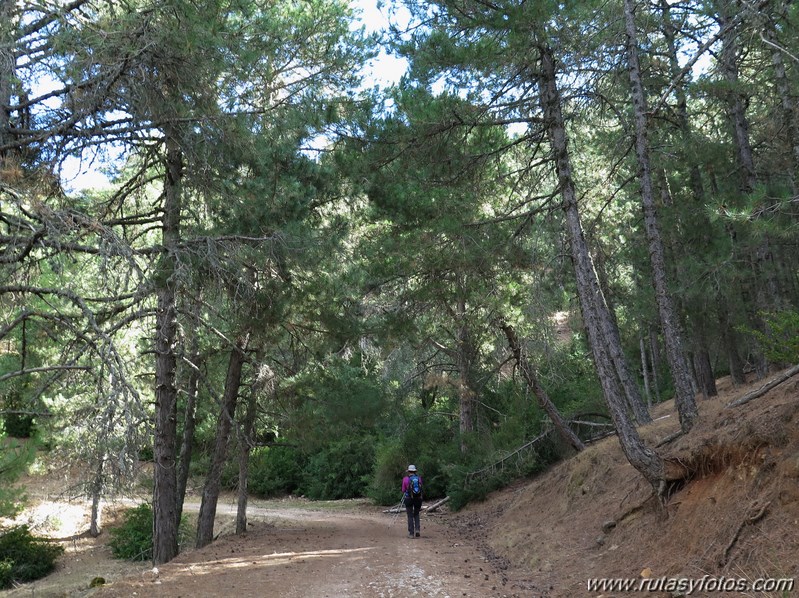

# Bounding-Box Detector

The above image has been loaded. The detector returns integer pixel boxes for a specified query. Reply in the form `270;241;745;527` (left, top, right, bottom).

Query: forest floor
3;368;799;597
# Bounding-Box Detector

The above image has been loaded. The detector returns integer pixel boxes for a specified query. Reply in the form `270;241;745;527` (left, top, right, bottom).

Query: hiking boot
415;532;420;538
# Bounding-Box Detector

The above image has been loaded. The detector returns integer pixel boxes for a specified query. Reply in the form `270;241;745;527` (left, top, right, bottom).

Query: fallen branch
726;364;799;408
425;496;450;513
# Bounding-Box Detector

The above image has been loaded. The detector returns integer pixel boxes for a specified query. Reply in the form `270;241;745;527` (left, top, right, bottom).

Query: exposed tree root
720;500;771;567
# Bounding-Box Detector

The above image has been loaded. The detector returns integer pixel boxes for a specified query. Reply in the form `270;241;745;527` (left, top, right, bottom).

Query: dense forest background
2;0;798;565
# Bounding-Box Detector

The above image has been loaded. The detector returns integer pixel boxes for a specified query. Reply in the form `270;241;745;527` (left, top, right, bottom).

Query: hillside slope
451;371;799;596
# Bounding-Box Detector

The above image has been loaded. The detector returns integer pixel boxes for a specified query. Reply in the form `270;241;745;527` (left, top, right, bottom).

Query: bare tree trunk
456;295;477;453
720;4;782;332
152;134;183;565
717;297;746;385
196;333;249;549
640;334;652;408
624;0;698;432
719;6;757;193
693;347;717;399
660;0;706;203
649;327;662;402
175;338;201;528
0;0;16;161
539;44;663;488
89;459;104;537
763;8;799;188
499;320;585;452
236;354;270;535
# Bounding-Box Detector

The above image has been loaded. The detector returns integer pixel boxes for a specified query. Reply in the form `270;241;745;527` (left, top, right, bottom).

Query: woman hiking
402;464;423;538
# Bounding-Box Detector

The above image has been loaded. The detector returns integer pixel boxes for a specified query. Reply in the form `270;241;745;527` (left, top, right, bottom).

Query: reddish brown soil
4;369;799;597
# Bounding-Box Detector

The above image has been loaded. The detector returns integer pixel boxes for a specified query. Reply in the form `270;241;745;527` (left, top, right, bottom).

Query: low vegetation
0;525;63;589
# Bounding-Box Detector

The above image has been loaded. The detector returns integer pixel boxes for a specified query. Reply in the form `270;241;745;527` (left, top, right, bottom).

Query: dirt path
91;501;508;598
2;497;518;598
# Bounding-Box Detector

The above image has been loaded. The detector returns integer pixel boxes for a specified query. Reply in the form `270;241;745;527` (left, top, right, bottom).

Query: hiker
402;464;423;538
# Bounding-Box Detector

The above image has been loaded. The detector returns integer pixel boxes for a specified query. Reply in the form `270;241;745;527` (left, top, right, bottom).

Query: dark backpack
408;474;422;498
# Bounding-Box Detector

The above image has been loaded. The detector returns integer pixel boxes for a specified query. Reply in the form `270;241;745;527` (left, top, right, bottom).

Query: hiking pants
405;495;422;535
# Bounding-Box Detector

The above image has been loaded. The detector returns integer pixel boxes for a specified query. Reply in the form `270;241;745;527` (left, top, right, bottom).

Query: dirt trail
93;502;507;598
3;498;517;598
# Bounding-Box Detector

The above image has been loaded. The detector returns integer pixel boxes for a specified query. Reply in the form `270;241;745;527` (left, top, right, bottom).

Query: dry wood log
425;496;450;513
726;364;799;408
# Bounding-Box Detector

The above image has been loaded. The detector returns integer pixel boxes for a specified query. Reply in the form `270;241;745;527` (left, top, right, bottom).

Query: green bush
0;436;34;518
247;446;305;498
0;525;64;589
108;503;154;561
109;503;190;562
299;436;376;500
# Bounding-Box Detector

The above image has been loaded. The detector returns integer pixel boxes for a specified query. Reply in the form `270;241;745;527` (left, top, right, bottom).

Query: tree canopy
2;0;799;563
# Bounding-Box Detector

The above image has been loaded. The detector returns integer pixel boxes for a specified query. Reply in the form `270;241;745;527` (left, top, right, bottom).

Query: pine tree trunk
456;296;476;453
649;326;662;402
719;12;784;337
175;344;201;528
236;359;264;536
89;459;104;537
539;44;663;488
499;320;585;452
640;334;652;408
196;334;248;549
152;134;183;565
719;6;757;193
624;0;698;432
660;0;706;203
0;0;15;160
693;346;718;399
763;9;799;188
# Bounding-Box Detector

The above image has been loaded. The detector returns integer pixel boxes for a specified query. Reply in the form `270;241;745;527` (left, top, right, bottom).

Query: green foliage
299;436;376;500
0;436;35;518
369;409;458;505
3;413;35;439
744;311;799;366
0;526;64;589
539;342;606;419
109;503;190;562
108;504;154;561
244;446;306;498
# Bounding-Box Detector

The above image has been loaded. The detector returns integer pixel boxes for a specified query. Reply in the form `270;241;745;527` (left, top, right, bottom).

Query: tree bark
0;0;15;161
152;133;184;565
196;333;249;549
624;0;698;432
640;333;652;408
89;458;104;537
175;343;201;528
763;8;799;188
718;6;757;194
455;295;477;453
499;320;585;452
719;8;778;377
539;44;663;488
649;327;662;402
236;354;269;535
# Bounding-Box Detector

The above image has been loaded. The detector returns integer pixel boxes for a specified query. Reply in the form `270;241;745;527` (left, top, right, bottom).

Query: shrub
247;446;305;498
108;503;154;561
109;503;190;562
0;525;64;589
299;436;376;500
